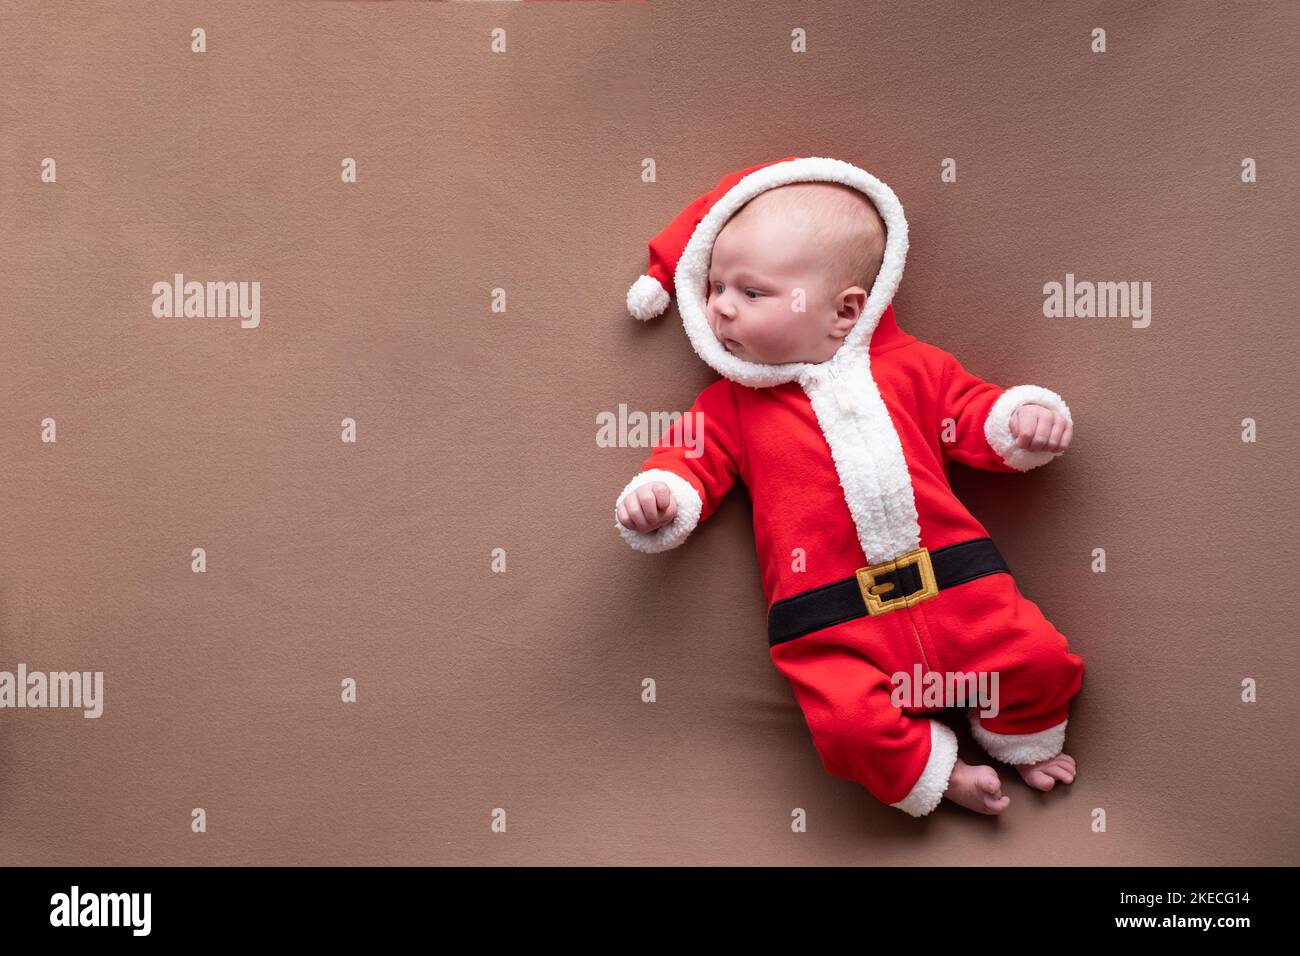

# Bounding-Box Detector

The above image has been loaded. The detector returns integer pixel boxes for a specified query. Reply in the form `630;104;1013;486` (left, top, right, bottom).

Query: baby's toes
1043;762;1075;785
1020;767;1056;791
983;791;1011;813
976;768;1004;796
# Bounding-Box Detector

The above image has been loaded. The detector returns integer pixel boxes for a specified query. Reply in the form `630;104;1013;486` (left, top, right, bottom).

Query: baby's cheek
764;309;805;348
743;317;778;350
746;314;801;360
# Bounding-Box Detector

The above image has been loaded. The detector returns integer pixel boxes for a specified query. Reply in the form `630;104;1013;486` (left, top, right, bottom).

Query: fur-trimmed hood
628;156;910;389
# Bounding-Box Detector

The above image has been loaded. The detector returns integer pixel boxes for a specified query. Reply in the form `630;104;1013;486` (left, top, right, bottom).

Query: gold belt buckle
855;547;939;616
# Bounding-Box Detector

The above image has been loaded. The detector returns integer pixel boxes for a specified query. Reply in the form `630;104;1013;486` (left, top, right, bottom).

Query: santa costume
615;156;1086;817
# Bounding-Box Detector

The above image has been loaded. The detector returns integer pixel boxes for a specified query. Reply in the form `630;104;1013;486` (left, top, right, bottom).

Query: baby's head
705;182;887;365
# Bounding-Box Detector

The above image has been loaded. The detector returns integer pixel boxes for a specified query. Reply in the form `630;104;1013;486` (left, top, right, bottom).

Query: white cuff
984;385;1072;472
889;719;959;818
969;712;1067;765
613;468;703;554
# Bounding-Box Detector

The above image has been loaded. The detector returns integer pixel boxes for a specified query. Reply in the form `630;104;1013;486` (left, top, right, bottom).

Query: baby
616;157;1084;817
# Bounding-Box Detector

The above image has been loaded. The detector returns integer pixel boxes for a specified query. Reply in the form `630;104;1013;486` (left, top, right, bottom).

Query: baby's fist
617;481;678;534
1010;403;1072;454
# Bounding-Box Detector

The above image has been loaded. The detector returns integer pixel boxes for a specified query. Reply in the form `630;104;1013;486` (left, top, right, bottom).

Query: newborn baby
616;156;1084;817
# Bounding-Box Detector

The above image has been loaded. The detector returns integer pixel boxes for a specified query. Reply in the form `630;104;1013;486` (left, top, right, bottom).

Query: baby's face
706;206;866;366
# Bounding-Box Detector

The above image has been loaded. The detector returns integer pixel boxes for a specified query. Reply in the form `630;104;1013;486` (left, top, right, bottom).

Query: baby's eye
745;289;762;299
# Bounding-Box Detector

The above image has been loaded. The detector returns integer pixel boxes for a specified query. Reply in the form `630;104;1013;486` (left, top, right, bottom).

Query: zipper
827;360;856;415
904;603;931;676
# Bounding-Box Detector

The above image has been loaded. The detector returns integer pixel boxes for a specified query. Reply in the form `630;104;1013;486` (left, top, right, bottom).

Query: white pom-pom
626;274;670;321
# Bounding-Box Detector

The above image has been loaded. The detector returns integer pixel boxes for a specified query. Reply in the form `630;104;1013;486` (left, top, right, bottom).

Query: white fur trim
984;385;1073;472
969;712;1067;765
673;156;909;389
800;346;921;563
613;468;704;554
627;273;670;321
890;719;959;818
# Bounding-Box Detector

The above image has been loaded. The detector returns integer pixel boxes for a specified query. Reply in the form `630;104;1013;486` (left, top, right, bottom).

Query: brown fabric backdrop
1;0;1297;865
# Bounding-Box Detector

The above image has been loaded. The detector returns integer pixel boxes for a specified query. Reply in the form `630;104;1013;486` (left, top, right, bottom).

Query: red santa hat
625;155;798;321
624;155;911;389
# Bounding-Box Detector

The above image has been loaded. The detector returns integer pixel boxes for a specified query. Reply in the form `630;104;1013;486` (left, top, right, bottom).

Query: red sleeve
935;349;1073;473
613;379;744;553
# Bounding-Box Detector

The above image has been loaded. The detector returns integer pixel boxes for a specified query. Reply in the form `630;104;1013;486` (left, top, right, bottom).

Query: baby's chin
721;337;821;365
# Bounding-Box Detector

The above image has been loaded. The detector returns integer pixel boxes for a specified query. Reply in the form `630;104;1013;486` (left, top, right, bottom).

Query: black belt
767;537;1010;646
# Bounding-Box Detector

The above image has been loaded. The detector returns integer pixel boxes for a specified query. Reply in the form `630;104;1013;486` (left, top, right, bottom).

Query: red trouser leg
770;629;958;818
919;572;1086;765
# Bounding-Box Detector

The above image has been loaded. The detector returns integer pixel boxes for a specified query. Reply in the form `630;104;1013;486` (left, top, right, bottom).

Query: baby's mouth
723;337;743;352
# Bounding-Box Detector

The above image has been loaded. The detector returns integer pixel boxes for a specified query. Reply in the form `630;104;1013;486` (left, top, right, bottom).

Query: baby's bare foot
943;757;1010;815
1015;752;1077;791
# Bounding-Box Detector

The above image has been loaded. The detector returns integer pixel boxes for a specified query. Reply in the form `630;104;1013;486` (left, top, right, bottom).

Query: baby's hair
733;182;887;297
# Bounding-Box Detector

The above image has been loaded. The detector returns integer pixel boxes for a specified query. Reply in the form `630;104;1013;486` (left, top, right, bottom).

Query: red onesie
617;157;1085;817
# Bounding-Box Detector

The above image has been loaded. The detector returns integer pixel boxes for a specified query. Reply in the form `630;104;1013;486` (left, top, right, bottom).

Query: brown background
1;1;1297;866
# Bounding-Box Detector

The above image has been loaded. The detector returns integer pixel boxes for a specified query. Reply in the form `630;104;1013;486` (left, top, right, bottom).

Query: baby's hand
1010;403;1072;454
616;481;678;534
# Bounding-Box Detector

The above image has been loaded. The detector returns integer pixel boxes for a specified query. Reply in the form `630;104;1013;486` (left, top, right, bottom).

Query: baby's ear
831;311;860;339
836;287;868;320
